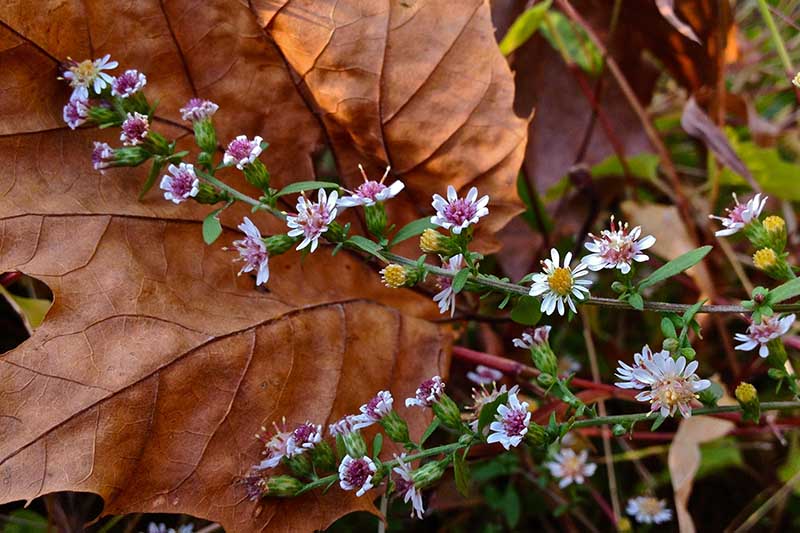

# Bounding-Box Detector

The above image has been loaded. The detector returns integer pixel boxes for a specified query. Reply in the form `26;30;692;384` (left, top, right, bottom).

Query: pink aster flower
286;188;338;253
110;69;146;98
91;141;114;173
582;216;656;274
545;448;597;488
329;415;359;437
405;376;445;408
614;344;658;389
62;54;118;99
338;455;377;497
466;365;504;385
624;349;711;418
255;419;292;470
529;248;592;316
487;388;531;450
286;421;322;457
433;254;464;317
393;454;425;519
735;313;795;358
430;185;489;234
709;193;767;237
353;390;393;430
512;325;551;350
120;112;149;146
337;164;404;209
231;217;270;286
159;162;199;204
223;135;263;169
180;98;219;122
63;97;89;129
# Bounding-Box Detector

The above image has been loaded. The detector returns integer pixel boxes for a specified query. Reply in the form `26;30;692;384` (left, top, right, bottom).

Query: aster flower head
62;54;118;99
467;383;513;432
338;455;377;497
231;217;270;286
735;313;795;358
487;388;531;450
353;390;394;430
614;344;658;389
794;73;800;88
405;376;445;408
512;325;551;350
582;216;656;274
285;188;339;253
624;349;711;418
147;523;194;533
337;164;404;208
285;422;322;457
223;135;263;169
626;496;672;524
466;365;504;386
120;112;150;146
180;98;219;122
91;141;114;173
393;454;425;519
430;185;489;234
709;193;767;237
255;419;292;470
63;97;89;130
111;69;147;98
159;162;199;204
545;448;597;488
432;254;463;317
529;249;592;316
329;415;359;437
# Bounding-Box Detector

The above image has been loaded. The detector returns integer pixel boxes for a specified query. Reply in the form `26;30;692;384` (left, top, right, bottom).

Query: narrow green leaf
275;181;340;197
660;317;677;339
638;246;712;290
420;418;440;447
627;292;644;311
372;433;383;458
503;483;521;528
138;159;164;200
510;295;542;325
477;392;508;436
453;452;471;497
769;278;800;304
651;414;667;431
389;217;437;247
346;235;385;260
498;1;552;56
202;209;224;245
452;268;471;294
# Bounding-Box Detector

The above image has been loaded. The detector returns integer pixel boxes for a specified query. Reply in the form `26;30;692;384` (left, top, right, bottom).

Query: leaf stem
755;0;794;75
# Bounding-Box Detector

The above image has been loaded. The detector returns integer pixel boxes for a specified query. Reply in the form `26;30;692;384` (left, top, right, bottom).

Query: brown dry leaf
655;0;702;44
668;416;735;533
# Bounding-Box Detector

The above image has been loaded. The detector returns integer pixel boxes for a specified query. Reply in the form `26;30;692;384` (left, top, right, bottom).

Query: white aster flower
254;419;292;470
91;141;114;173
735;313;795;358
337;164;404;208
545;448;597;488
623;349;711;418
353;390;393;430
709;193;767;237
582;216;656;274
487;388;531;450
159;162;199;204
466;365;504;385
286;188;338;253
512;325;551;350
62;54;118;99
529;249;592;316
626;495;672;524
111;69;147;98
467;384;515;433
146;523;194;533
223;135;263;169
430;185;489;234
393;454;425;519
285;421;322;457
433;254;463;317
180;98;219;122
338;455;377;497
231;217;270;286
120;112;150;146
328;414;359;437
63;96;89;129
793;72;800;89
405;376;445;408
614;344;658;389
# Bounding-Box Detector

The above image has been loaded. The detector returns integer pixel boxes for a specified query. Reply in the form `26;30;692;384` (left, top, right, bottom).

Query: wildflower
487;387;531;450
329;415;367;457
432;254;463;317
223;135;263;169
430;185;489;234
337;164;404;208
393;455;425;519
626;496;672;524
353;390;394;430
735;314;795;358
559;355;582;377
231;217;270;286
614;344;657;389
111;69;146;98
63;97;89;129
255;419;292;470
582;216;655;274
146;523;194;533
513;326;558;376
709;193;767;237
529;249;592;316
338;455;377;497
159;162;199;204
466;365;503;385
405;376;445;408
286;422;322;457
512;325;550;350
286;189;339;253
120;112;150;146
381;264;407;288
793;72;800;89
620;349;711;418
467;383;513;432
328;415;359;437
180;98;219;122
753;248;777;270
62;55;118;98
545;448;597;488
91;142;114;173
735;382;758;404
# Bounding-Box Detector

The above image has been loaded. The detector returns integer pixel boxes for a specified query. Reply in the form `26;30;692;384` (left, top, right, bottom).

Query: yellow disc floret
753;248;777;270
735;382;757;404
547;267;573;296
763;215;785;234
420;228;443;254
381;264;407;288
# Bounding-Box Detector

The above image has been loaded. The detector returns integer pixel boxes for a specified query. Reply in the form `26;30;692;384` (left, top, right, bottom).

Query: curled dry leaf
655;0;702;44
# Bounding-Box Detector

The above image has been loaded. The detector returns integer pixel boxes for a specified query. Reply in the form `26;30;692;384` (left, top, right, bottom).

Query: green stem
197;171;287;220
756;0;794;74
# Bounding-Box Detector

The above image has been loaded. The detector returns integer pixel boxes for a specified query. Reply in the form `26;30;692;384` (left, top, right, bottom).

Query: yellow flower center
735;382;757;404
638;497;663;516
381;264;407;288
547;267;573;296
419;228;443;254
763;215;785;234
70;59;98;85
753;248;777;270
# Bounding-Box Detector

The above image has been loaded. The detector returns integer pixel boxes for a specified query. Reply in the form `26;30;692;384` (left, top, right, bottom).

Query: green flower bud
310;441;337;472
194;183;228;205
323;221;348;243
339;430;367;459
264;234;296;256
365;203;388;237
753;247;794;281
431;393;464;431
193;117;218;154
662;337;680;354
87;105;117;126
612;424;627;437
284;452;312;479
112;146;150;167
411;459;448;489
735;382;760;423
243;159;271;191
265;475;304;497
419;229;461;257
144;131;171;156
524;422;548;448
766;337;788;368
379;410;411;444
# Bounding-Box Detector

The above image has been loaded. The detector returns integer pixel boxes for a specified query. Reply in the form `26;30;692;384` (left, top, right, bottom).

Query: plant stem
756;0;794;75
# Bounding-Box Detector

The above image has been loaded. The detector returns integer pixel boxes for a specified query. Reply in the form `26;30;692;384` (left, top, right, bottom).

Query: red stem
0;271;22;287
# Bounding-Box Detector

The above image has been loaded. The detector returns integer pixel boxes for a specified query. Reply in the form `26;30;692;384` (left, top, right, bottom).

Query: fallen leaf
655;0;702;44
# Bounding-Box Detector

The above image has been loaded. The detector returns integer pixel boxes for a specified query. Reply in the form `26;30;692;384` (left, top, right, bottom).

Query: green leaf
498;1;552;56
638;246;712;290
627;292;644;311
2;509;48;533
769;278;800;304
389;217;437;247
202;209;224;245
477;392;508;436
540;11;602;75
502;483;521;528
275;181;340;197
372;433;383;458
420;418;440;447
0;286;52;329
661;317;677;339
650;414;667;431
510;295;542;325
346;235;385;260
453;452;471;497
452;268;471;294
138;158;164;200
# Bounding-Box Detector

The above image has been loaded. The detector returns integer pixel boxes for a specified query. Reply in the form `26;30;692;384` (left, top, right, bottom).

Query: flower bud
411;459;448;490
265;475;304;497
524;422;547;448
193;118;218;154
144;131;171;156
431;393;464;431
338;430;367;459
735;382;760;423
527;326;558;377
194;183;228;205
753;247;793;281
87;105;116;125
365;203;388;237
763;215;787;251
310;440;337;472
612;424;627;437
616;517;633;533
662;337;680;354
766;337;788;367
419;229;459;256
379;410;411;444
284;452;313;479
265;234;296;256
243;159;271;191
381;264;408;288
112;146;150;167
323;221;348;243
